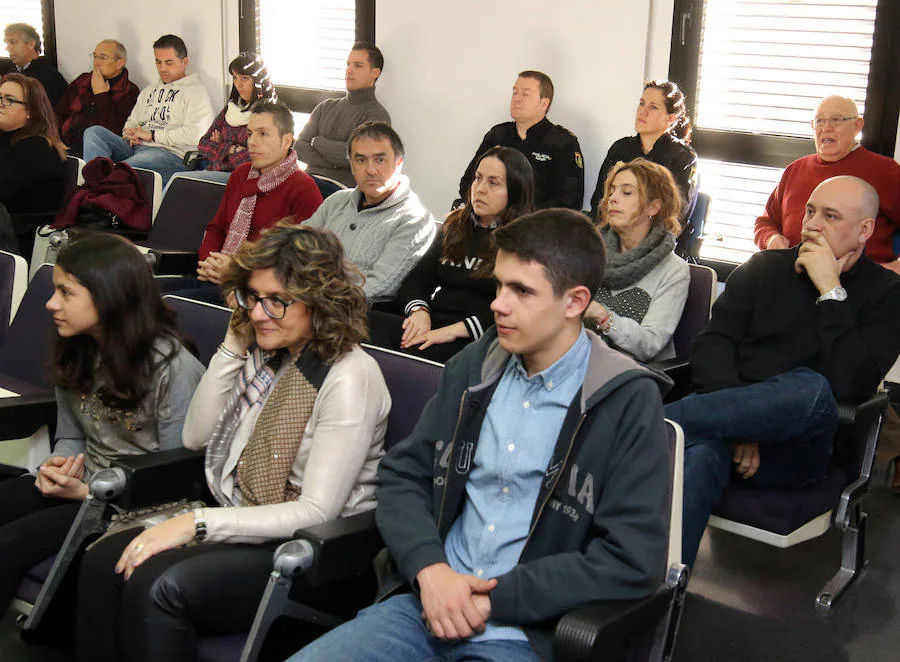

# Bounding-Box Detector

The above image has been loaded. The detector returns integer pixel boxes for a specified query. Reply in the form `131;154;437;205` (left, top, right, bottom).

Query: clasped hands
35;454;89;500
123;126;152;147
401;309;467;351
416;563;496;640
197;251;233;285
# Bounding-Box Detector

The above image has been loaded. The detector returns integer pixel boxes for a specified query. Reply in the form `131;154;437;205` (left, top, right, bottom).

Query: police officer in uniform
457;70;584;211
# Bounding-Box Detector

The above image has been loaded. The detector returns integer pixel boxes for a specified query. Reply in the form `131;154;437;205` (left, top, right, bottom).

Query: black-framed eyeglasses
0;94;26;108
234;289;295;320
811;116;858;129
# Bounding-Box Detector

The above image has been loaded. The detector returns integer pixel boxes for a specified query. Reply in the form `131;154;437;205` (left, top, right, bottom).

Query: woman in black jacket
369;146;535;362
0;72;66;258
589;80;698;255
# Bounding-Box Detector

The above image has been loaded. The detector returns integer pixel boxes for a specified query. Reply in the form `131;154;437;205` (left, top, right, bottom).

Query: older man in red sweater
754;95;900;274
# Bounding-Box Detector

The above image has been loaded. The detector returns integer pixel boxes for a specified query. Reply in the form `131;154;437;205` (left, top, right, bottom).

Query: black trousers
77;529;277;662
367;310;471;364
0;475;81;614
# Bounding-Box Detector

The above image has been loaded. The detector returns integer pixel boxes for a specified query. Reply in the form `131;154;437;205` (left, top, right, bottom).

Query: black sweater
691;247;900;404
395;223;495;339
1;57;68;107
0;133;65;233
590;133;698;220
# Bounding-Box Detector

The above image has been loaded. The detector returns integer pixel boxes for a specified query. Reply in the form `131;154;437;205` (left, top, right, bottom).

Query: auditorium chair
554;419;688;662
707;390;888;613
677;192;710;263
133;166;164;222
14;295;231;633
0;249;28;346
0;265;57;444
310;174;347;199
139;174;227;276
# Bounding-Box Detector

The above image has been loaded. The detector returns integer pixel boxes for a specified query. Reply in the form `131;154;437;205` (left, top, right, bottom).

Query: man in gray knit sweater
304;121;435;302
294;42;391;187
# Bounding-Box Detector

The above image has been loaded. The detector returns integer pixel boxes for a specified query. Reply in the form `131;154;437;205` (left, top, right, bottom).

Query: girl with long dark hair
0;233;204;616
369;146;535;362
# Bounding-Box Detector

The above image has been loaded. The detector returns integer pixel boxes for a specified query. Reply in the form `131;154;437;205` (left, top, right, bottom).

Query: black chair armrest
110;447;211;509
286;510;383;586
0;391;57;441
553;585;675;662
145;249;200;275
656;358;691;403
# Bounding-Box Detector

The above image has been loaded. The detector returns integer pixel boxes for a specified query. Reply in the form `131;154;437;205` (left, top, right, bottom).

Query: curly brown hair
220;220;368;363
598;158;682;236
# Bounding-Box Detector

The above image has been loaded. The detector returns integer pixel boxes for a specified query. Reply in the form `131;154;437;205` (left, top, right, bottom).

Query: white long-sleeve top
183;345;391;544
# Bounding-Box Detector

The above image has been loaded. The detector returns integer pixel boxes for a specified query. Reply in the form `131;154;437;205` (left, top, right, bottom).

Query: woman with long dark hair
369;146;535;362
189;52;276;183
585;158;690;363
76;222;391;662
589;80;698;253
0;233;204;616
0;72;67;258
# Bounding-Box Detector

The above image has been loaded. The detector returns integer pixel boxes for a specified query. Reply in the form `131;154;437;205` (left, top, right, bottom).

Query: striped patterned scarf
221;150;299;254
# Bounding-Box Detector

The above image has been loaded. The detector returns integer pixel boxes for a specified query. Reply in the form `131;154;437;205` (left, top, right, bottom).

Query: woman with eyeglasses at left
0;73;66;259
76;220;391;662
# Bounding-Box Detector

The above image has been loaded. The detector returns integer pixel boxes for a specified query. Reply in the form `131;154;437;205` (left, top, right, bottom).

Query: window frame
669;0;900;168
0;0;59;69
238;0;375;113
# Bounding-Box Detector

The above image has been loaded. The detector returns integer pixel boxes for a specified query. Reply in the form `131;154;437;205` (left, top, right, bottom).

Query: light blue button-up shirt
444;330;591;642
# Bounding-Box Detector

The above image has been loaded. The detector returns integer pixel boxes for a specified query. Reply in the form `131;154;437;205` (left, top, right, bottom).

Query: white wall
53;0;237;110
377;1;652;214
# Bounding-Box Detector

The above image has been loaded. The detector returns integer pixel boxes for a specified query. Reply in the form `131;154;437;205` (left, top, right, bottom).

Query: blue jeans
82;125;187;185
286;594;540;662
664;368;838;567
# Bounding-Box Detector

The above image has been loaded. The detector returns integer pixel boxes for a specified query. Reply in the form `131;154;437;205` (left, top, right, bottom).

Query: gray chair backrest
145;175;227;251
361;344;443;450
672;264;717;359
163;295;232;367
0;264;55;388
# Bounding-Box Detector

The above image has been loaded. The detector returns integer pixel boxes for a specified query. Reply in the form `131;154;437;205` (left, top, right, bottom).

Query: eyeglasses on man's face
0;94;26;108
811;116;858;129
235;288;296;320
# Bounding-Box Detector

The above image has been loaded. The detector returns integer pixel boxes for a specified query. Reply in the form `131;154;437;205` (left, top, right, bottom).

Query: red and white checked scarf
221;150;299;254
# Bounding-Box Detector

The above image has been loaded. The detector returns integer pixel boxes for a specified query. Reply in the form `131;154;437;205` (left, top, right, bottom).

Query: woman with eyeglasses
188;52;276;183
0;233;204;619
76;221;391;662
0;72;67;258
589;80;698;257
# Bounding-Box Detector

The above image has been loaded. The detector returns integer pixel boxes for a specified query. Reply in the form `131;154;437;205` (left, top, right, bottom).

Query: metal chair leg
816;510;867;613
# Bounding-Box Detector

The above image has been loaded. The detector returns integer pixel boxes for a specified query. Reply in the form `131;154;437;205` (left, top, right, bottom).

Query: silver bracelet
217;343;248;360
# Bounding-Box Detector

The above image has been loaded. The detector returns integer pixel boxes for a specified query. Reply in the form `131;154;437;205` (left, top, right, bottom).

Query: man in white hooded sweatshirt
83;34;214;184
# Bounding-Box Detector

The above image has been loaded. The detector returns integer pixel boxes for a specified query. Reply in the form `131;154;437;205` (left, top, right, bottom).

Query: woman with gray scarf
586;158;690;363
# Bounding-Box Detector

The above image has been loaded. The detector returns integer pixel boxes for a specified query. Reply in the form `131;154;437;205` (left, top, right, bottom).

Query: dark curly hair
221;221;368;363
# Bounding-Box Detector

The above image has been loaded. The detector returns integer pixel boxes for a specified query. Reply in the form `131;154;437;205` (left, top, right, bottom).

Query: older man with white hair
676;175;900;567
755;95;900;273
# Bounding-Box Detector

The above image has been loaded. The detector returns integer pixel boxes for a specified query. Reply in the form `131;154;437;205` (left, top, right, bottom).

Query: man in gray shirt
294;42;391;187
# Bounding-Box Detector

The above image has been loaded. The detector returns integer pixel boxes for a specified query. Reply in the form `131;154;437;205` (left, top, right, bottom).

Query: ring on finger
134;542;145;552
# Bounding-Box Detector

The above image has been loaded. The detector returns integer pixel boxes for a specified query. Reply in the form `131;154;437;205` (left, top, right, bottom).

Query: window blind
692;0;880;262
258;0;356;92
695;0;877;138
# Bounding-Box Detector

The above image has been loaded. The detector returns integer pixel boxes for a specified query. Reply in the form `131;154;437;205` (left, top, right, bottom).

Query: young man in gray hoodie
82;34;214;184
289;209;671;662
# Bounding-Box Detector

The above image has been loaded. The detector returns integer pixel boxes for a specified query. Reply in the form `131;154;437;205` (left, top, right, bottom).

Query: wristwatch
816;286;848;304
193;508;208;542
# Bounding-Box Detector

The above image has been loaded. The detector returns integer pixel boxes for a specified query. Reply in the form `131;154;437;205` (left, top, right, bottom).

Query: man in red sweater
196;101;323;289
754;95;900;273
